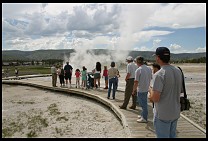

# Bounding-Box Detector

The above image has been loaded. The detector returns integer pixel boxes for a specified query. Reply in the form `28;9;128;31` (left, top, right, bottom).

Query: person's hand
132;90;136;96
148;94;153;103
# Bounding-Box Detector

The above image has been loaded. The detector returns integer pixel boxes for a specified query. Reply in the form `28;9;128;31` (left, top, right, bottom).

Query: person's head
152;63;161;74
96;62;101;71
66;62;69;65
135;56;144;66
104;66;107;70
76;69;80;72
153;47;170;64
83;66;87;71
110;62;115;67
126;56;133;63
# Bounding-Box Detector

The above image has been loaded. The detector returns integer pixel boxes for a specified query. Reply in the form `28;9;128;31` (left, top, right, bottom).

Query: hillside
2;49;206;62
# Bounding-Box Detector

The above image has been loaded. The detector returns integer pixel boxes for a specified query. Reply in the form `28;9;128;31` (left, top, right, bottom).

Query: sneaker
137;118;147;123
138;115;142;119
119;105;126;110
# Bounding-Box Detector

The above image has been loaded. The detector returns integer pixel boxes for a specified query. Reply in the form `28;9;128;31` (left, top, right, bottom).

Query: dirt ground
2;85;128;138
2;63;206;138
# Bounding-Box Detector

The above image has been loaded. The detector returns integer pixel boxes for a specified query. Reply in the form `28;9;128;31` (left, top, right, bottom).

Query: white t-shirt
127;62;138;79
135;65;152;92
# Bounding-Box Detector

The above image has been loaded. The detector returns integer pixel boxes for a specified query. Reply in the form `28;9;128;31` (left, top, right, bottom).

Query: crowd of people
50;47;184;138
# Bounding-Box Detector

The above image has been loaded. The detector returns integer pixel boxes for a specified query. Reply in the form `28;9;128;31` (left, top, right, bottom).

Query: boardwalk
2;75;206;138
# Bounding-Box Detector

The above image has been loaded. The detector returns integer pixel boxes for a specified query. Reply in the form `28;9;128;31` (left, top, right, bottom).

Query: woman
93;62;101;89
107;61;118;99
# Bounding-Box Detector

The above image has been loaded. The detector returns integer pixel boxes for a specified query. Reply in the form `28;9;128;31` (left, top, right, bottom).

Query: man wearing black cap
148;47;183;138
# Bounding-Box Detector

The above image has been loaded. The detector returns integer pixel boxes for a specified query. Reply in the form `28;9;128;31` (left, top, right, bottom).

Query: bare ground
2;85;128;138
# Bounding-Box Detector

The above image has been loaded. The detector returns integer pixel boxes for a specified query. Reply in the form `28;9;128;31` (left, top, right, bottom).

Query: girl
75;69;81;88
81;66;87;89
102;66;108;89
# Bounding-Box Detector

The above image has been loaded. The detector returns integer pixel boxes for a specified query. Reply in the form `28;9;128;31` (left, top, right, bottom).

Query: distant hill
2;49;206;62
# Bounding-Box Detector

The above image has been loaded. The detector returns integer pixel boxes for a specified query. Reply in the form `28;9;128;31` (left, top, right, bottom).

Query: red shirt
103;69;108;77
75;71;81;78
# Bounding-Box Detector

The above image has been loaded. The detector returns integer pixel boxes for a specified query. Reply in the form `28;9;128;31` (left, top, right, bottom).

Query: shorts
94;73;101;79
104;76;108;81
65;73;72;80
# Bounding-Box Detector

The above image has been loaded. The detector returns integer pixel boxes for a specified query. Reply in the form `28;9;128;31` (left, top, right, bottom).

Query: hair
152;63;161;70
76;69;80;72
66;62;69;65
135;56;144;65
104;66;107;70
158;55;170;63
82;66;87;71
110;62;115;67
96;62;101;71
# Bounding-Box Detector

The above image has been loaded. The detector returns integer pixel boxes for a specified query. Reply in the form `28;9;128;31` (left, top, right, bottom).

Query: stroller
86;72;98;89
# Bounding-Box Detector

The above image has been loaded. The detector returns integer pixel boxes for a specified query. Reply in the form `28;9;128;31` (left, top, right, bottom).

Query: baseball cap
153;47;170;57
126;56;133;61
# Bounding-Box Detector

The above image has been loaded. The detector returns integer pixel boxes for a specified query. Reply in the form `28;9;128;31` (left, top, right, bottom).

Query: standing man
149;47;183;138
64;61;73;88
119;56;138;110
51;64;57;87
132;56;152;123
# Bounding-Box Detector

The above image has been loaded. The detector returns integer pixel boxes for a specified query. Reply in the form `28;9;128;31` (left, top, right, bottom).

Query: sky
2;3;206;54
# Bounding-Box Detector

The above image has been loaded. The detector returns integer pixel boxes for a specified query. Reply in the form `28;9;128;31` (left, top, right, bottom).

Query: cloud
195;47;206;53
2;3;206;56
148;3;206;29
170;43;182;50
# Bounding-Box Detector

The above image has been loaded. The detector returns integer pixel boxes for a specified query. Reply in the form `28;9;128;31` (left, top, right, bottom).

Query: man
64;61;73;88
132;56;152;123
149;47;183;138
119;56;138;110
51;64;57;87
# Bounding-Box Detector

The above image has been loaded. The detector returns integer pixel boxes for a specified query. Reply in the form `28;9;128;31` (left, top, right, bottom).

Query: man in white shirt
119;56;138;110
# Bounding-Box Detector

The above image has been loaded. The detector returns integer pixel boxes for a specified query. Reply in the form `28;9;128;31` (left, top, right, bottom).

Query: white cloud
195;47;206;52
170;43;182;50
148;3;206;29
153;39;162;48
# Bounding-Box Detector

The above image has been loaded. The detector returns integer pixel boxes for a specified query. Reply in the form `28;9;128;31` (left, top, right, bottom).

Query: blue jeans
108;77;116;98
153;116;178;138
137;92;148;121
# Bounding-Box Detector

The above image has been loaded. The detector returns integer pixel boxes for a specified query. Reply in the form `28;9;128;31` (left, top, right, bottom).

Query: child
115;70;120;91
81;66;87;89
57;65;65;87
102;66;108;89
75;69;81;88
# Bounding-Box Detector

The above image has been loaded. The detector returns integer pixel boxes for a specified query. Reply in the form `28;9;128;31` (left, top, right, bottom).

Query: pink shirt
103;69;108;77
75;71;81;78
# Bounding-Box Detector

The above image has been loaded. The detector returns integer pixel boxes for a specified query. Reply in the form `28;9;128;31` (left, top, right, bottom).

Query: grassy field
2;65;51;77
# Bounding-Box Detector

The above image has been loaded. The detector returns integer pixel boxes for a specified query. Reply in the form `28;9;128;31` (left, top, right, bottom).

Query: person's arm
125;73;130;81
148;87;160;102
132;80;138;95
